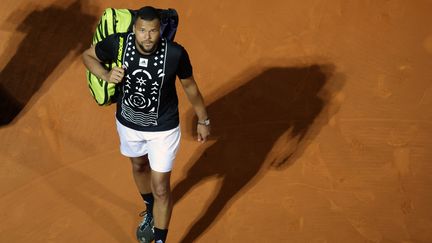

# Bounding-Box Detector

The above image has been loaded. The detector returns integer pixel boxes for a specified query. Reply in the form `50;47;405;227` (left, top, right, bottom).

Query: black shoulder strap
159;9;178;41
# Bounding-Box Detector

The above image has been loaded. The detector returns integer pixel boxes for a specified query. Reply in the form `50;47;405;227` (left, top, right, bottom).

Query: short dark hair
135;6;160;22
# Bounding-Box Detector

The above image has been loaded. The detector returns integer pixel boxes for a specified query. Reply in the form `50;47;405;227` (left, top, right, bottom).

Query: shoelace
139;210;148;217
138;210;153;227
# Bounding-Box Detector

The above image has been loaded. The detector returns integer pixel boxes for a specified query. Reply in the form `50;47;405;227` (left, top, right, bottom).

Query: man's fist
105;66;125;84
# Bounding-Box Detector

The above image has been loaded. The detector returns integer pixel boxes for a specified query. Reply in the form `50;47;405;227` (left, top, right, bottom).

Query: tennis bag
86;8;179;106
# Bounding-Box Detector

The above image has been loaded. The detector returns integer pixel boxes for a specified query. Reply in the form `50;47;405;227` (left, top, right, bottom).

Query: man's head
133;6;161;54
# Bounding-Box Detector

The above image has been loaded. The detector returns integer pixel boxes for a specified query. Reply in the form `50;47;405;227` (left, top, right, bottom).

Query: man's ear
132;24;136;34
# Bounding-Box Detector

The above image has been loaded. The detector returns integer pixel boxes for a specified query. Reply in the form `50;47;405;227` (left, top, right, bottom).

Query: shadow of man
0;2;140;242
173;64;342;242
0;0;96;126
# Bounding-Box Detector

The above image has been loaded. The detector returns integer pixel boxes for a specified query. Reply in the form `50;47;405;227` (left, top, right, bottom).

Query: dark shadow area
0;1;138;242
0;0;96;126
11;155;139;242
173;64;343;242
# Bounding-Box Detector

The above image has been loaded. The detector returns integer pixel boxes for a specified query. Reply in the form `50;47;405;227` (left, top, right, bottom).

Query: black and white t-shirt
95;32;193;131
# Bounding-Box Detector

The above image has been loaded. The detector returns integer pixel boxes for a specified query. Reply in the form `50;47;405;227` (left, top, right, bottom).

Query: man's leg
146;126;180;242
130;156;154;213
151;170;172;242
130;155;152;193
130;155;151;192
131;155;157;243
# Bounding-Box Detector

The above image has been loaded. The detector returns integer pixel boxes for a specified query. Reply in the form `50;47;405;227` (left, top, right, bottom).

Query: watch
198;118;210;126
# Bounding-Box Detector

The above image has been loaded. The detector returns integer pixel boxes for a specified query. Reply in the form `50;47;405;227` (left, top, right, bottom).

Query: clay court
1;0;432;242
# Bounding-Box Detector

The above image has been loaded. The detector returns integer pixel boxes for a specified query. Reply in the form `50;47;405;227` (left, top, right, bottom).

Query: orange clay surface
1;0;432;242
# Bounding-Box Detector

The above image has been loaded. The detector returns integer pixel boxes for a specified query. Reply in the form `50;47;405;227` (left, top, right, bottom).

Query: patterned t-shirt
95;32;193;131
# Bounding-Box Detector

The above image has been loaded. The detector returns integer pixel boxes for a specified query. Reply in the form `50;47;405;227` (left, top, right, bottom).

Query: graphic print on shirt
120;33;167;127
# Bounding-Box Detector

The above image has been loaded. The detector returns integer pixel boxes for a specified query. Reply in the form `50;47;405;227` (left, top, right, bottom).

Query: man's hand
82;46;126;84
197;124;210;143
104;66;125;84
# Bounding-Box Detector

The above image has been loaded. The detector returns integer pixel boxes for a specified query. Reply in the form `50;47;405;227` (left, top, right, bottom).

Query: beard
137;41;158;54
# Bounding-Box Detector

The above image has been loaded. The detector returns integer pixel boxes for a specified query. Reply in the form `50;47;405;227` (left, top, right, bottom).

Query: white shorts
116;119;181;172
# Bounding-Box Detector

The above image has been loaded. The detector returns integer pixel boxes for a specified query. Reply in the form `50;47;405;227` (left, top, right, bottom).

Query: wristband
197;118;210;126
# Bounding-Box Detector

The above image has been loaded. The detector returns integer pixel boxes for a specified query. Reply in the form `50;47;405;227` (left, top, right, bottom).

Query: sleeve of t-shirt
176;47;193;79
95;34;119;63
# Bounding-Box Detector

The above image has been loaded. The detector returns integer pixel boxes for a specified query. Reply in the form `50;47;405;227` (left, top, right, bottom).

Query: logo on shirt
139;58;148;67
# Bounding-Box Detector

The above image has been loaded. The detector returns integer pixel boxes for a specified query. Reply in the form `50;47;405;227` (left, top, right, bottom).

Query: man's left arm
180;75;210;143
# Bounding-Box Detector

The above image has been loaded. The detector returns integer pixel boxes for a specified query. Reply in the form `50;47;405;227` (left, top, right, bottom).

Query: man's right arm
82;45;125;84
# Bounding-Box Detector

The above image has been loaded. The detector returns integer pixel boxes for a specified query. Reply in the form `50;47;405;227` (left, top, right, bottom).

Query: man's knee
153;184;170;200
130;156;151;173
151;170;171;200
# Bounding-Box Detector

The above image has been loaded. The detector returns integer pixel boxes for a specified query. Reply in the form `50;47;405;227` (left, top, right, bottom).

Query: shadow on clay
0;0;96;127
173;63;344;242
1;1;140;242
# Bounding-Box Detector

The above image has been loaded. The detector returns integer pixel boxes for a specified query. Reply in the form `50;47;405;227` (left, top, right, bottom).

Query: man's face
133;18;161;54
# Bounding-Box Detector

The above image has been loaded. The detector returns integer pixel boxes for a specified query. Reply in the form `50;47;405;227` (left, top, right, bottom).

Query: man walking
82;6;210;242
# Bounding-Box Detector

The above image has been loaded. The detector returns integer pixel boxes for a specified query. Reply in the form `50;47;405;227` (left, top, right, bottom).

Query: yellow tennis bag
86;8;178;106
